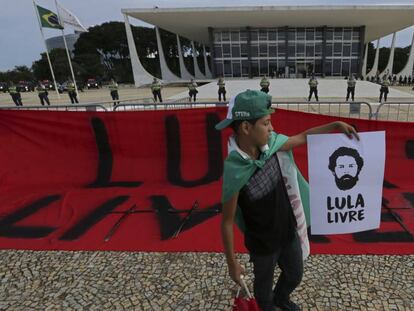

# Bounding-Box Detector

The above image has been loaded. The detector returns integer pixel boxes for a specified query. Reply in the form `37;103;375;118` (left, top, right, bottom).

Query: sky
0;0;414;71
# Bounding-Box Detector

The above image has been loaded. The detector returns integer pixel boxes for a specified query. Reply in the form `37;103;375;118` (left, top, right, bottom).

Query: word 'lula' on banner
307;131;386;235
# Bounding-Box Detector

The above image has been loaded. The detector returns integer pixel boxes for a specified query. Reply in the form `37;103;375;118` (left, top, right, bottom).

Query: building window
214;32;221;42
251;45;259;57
352;43;359;56
241;44;248;57
215;62;223;76
251;61;259;76
334;28;342;40
278;45;286;57
214;45;222;58
269;30;277;41
296;43;305;56
240;31;248;41
222;44;231;57
288;30;296;41
232;61;241;77
334;43;342;56
288;44;295;57
260;59;268;75
278;29;286;41
344;29;352;41
306;44;314;57
333;59;341;74
259;30;268;41
232;45;241;57
251;31;258;42
222;31;230;41
306;28;315;41
324;60;332;76
326;44;333;57
315;43;322;56
231;31;240;42
297;28;305;40
259;43;268;57
343;44;351;57
242;60;249;76
326;29;333;41
269;45;277;57
224;60;232;75
342;60;350;76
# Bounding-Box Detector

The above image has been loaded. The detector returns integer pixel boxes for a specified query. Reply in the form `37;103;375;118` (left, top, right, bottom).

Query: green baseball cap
215;89;274;130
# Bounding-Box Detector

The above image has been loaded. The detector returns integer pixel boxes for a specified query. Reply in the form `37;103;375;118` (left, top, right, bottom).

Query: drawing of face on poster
328;147;364;191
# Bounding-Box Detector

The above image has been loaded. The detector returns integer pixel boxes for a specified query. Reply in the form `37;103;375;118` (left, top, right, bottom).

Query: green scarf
221;132;310;232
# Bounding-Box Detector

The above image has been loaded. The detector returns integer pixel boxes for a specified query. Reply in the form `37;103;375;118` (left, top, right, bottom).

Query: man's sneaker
274;299;301;311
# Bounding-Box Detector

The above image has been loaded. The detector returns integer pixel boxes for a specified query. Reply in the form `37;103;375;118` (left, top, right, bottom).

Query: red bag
233;277;261;311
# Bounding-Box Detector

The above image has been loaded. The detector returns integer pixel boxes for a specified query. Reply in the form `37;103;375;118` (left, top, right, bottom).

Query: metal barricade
271;101;373;120
0;103;108;112
113;102;227;111
374;102;414;122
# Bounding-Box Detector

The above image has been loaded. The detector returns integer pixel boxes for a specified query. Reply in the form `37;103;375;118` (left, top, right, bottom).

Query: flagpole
32;0;60;98
55;0;79;98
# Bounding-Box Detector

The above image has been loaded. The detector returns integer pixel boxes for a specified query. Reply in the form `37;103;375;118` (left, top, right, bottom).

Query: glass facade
212;27;362;77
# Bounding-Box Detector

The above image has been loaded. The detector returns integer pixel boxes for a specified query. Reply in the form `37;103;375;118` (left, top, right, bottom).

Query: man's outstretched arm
280;121;359;151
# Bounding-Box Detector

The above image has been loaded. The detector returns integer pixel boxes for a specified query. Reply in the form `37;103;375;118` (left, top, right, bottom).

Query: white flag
57;2;87;32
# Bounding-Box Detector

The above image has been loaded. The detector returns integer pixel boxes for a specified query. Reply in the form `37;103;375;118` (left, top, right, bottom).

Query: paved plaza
0;250;412;311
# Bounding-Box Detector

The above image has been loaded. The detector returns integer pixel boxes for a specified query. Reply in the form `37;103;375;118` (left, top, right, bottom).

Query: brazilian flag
36;5;63;29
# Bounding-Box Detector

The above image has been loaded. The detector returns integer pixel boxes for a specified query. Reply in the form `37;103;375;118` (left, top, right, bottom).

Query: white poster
307;131;386;235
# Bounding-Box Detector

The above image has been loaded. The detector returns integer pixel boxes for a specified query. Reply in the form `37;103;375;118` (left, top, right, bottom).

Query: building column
176;34;194;80
361;43;368;78
366;39;380;78
191;41;206;79
155;27;181;81
358;26;366;77
380;32;396;77
208;27;216;78
203;45;213;78
396;31;414;79
123;14;155;87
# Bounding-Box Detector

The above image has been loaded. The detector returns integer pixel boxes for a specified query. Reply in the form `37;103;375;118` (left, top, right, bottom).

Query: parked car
0;82;8;93
17;81;34;92
86;78;99;89
42;80;55;90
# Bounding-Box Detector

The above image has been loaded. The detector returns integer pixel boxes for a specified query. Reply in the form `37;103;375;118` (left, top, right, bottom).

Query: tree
32;49;83;83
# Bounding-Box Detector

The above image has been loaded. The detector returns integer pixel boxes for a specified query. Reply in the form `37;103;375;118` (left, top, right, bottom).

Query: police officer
217;77;226;102
260;76;270;93
308;74;319;101
109;79;120;106
188;78;198;102
346;74;356;102
8;82;23;106
67;80;78;104
379;76;391;102
151;78;162;103
36;82;50;105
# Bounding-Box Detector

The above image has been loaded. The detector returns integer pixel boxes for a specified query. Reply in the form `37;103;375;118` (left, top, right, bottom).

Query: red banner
0;108;413;254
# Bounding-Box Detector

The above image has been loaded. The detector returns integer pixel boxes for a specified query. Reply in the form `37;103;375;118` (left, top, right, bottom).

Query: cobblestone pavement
0;251;412;311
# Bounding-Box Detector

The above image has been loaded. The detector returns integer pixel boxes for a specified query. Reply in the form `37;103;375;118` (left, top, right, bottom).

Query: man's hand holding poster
307;131;386;235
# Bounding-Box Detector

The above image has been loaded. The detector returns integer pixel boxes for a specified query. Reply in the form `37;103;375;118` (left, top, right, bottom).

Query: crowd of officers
4;73;413;107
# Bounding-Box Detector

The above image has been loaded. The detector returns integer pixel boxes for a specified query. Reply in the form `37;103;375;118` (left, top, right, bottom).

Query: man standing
260;76;270;93
188;78;198;102
151;78;163;103
8;82;23;106
109;79;120;106
308;74;319;101
36;82;50;106
67;79;79;104
379;76;391;102
346;74;356;102
216;89;359;311
217;77;226;102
